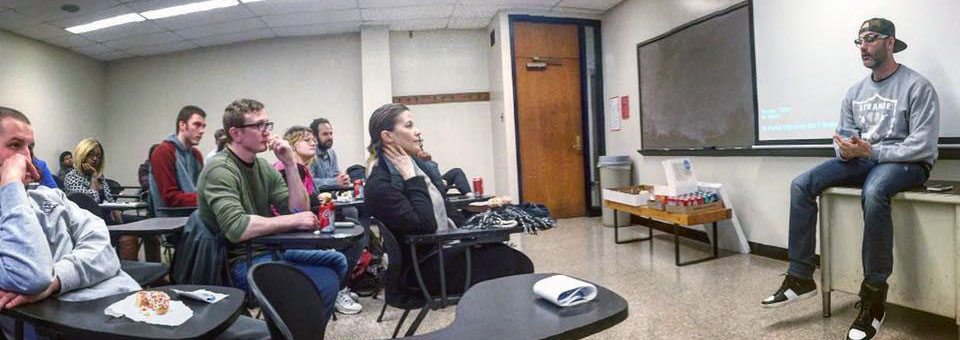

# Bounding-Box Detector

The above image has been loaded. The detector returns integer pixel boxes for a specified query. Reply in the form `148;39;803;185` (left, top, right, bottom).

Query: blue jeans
232;250;347;321
787;158;928;285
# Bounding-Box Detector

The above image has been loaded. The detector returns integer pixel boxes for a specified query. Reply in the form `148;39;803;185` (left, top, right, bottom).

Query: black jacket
364;157;464;255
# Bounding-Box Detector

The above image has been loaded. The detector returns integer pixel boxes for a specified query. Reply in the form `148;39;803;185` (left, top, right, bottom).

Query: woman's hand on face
382;144;416;180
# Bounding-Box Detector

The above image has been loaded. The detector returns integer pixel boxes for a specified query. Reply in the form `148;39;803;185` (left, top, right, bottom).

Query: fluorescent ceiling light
141;0;239;20
65;13;145;34
239;0;270;3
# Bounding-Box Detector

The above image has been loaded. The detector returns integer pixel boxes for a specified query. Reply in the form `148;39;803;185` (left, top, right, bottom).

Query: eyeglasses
299;138;317;145
854;33;889;46
237;121;274;132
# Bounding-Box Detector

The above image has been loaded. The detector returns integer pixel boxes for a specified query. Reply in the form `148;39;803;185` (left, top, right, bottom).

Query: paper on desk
532;275;597;308
172;289;227;304
104;293;193;326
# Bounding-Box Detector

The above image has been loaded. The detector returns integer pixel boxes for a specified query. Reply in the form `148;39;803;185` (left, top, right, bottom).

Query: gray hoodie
834;65;940;167
0;182;139;301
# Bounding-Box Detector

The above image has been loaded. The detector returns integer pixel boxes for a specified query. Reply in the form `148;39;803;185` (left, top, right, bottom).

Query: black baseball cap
859;18;907;53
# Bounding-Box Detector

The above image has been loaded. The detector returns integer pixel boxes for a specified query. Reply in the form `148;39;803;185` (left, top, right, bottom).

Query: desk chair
104;178;123;197
375;219;475;338
248;262;329;340
51;175;64;189
119;260;168;287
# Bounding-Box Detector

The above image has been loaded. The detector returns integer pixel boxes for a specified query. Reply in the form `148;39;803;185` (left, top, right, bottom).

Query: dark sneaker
761;274;818;308
847;283;887;340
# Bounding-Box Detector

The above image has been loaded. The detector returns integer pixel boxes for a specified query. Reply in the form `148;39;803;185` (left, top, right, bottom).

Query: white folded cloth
532;275;597;307
104;292;193;326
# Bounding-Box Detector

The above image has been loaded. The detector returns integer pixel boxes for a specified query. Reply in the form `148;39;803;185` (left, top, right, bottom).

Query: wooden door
513;22;586;218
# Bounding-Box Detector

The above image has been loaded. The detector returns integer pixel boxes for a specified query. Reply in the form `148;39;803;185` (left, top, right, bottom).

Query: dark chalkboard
637;3;754;150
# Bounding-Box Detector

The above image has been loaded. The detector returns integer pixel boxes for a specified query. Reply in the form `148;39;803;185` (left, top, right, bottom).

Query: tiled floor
323;217;958;339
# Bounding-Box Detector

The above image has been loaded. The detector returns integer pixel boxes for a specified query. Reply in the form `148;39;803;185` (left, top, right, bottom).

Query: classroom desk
100;201;148;212
108;217;188;237
605;200;732;266
1;285;243;340
401;273;628;340
819;182;960;333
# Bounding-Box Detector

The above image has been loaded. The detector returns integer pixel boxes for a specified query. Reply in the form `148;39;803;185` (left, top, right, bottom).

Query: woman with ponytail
363;103;533;295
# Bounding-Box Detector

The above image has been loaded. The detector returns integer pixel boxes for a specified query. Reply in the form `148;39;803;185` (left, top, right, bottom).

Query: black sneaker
761;274;818;308
847;283;886;340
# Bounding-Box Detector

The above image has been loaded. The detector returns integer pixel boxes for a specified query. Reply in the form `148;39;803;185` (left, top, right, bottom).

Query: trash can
598;155;632;227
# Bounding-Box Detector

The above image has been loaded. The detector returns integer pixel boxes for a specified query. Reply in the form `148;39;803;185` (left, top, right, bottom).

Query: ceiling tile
13;24;69;40
459;0;559;6
13;0;123;22
358;0;457;8
48;5;138;29
149;5;255;31
361;5;453;21
447;17;490;29
452;4;504;18
174;17;265;39
104;31;183;49
556;0;622;11
551;6;604;15
0;0;37;8
191;28;275;47
261;9;360;27
41;34;96;48
80;21;164;42
72;42;116;55
123;40;198;56
271;22;360;37
95;50;134;60
365;18;449;31
124;0;214;12
0;9;41;31
243;0;356;16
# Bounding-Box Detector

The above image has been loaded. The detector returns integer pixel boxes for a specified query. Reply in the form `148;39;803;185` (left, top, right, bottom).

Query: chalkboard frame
636;1;756;151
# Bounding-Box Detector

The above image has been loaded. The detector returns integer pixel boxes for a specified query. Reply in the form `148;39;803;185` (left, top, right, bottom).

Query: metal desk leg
614;209;652;244
820;195;832;317
15;319;23;340
675;222;721;267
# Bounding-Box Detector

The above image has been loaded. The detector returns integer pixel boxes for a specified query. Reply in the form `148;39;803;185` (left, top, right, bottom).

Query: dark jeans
787;158;928;286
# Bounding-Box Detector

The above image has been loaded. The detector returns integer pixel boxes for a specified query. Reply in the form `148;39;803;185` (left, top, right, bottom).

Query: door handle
572;135;582;153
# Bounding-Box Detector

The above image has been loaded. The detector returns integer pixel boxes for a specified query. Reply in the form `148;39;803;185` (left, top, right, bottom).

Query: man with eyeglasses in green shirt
196;98;348;323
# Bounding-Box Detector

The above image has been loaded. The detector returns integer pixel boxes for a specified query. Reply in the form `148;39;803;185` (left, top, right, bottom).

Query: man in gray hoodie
0;106;140;339
760;19;939;340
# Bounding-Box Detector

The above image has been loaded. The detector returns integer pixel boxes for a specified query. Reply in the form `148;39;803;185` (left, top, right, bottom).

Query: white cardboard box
603;185;653;207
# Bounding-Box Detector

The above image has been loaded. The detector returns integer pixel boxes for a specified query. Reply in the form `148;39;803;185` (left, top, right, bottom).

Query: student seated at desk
196;99;349;321
149;105;207;215
0;106;140;340
56;151;73;178
364;103;533;295
63;138;142;260
273;126;318;205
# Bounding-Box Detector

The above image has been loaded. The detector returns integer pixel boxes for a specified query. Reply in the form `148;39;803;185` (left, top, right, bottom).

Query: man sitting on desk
149;105;206;216
309;118;351;190
196;99;347;322
0;106;140;339
760;18;939;340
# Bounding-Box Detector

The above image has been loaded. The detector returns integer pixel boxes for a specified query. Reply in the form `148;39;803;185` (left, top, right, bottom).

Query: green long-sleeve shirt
197;149;290;263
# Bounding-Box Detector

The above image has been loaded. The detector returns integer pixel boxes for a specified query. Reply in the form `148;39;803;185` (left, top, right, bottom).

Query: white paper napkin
104;292;194;326
172;289;228;304
532;275;598;308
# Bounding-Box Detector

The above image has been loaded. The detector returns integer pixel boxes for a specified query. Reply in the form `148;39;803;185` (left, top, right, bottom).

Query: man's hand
0;278;60;312
289;211;321;231
834;135;872;159
0;153;40;187
268;136;296;167
335;173;350;187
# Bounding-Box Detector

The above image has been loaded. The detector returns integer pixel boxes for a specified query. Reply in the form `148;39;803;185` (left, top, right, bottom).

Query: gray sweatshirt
0;182;139;301
834;65;940;167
